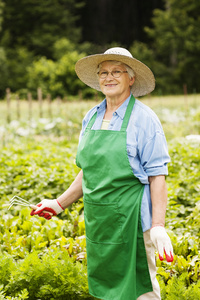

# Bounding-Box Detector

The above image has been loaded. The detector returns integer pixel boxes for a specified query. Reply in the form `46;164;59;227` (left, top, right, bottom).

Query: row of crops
0;95;199;299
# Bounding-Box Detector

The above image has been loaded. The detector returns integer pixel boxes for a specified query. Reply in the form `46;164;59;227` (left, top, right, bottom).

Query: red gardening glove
150;226;174;262
30;199;64;220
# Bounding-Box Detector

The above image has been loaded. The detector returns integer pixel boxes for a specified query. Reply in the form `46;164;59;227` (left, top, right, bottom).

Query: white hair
97;60;135;79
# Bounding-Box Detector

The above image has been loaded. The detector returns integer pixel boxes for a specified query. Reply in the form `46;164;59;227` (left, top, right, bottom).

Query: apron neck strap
120;95;135;131
86;111;97;129
86;95;136;130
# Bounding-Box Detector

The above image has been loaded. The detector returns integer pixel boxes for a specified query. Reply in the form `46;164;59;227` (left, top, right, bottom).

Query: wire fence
4;88;71;124
1;86;200;126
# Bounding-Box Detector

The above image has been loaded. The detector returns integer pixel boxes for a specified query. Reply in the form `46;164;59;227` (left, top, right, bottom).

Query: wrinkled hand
30;199;64;220
150;226;174;262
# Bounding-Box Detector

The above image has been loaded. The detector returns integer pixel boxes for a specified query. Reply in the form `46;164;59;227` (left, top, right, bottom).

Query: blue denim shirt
79;94;170;232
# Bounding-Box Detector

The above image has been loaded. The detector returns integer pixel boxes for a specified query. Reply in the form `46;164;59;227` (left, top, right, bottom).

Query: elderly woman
31;47;174;300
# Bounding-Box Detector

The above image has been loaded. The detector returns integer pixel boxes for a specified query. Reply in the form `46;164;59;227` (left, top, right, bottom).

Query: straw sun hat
75;47;155;97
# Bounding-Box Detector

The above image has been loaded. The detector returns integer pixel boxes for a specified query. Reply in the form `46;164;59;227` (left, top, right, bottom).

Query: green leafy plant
0;97;200;299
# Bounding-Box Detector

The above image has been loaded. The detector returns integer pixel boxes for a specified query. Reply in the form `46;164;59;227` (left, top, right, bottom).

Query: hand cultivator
8;196;53;216
8;196;37;210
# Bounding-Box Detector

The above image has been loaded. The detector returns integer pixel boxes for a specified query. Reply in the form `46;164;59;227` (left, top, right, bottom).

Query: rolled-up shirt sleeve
139;130;170;177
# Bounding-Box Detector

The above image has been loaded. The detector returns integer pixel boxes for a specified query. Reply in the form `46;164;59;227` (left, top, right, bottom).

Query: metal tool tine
14;196;29;204
8;196;29;210
8;195;54;216
8;203;14;210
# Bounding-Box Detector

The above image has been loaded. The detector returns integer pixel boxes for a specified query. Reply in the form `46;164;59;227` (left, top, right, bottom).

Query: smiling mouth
105;84;117;87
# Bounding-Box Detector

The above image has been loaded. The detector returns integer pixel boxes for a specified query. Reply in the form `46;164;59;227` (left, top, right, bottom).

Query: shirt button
113;112;117;116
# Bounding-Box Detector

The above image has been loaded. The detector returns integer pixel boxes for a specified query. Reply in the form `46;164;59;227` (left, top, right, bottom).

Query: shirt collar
115;94;132;120
96;94;132;120
96;98;107;112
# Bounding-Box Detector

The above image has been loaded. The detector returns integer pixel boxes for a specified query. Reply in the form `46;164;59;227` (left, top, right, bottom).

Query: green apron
76;95;153;300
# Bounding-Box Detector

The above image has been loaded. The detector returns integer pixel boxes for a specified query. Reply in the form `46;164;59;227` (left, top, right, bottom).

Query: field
0;94;200;299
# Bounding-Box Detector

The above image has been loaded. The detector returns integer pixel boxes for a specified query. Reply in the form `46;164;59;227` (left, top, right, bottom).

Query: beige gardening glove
150;226;174;262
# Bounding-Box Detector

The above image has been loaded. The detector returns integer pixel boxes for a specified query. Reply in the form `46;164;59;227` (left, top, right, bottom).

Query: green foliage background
0;0;199;298
0;0;200;97
0;95;199;299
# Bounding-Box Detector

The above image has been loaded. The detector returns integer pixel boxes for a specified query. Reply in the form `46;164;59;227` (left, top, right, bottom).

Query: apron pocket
84;200;125;244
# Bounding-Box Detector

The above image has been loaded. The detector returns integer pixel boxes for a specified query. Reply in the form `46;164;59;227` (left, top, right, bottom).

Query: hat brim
75;53;155;97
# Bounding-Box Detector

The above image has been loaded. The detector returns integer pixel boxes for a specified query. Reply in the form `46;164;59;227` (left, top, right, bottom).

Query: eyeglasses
97;70;128;79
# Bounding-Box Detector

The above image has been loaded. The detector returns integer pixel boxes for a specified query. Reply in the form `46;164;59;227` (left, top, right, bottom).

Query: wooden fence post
95;92;99;102
78;90;83;101
56;96;61;115
16;95;20;120
28;92;32;121
183;84;188;117
6;88;11;123
193;88;197;108
37;87;43;118
47;94;52;119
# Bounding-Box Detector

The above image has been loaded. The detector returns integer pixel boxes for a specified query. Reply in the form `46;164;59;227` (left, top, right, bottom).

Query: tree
0;0;83;58
145;0;200;94
26;39;94;98
0;0;4;32
78;0;164;48
0;0;84;96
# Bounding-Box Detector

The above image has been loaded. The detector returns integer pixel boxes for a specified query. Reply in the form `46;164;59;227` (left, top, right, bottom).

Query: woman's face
98;61;135;99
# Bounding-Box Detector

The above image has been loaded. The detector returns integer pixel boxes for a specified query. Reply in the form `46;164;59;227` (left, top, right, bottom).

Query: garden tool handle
30;204;53;216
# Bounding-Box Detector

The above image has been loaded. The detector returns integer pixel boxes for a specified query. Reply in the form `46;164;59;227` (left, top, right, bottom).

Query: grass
0;93;199;299
1;93;199;119
0;98;96;125
0;93;200;143
142;93;199;110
